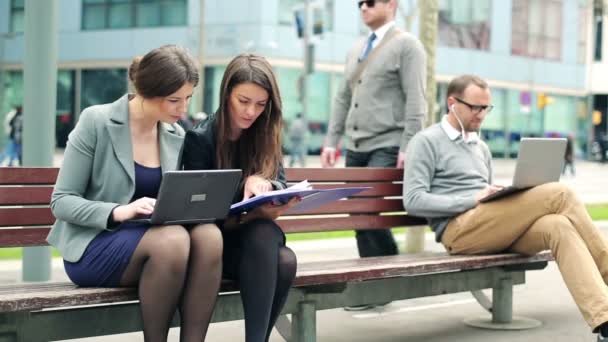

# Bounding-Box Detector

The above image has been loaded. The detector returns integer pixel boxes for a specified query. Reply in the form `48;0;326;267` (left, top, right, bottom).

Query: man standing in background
321;0;427;264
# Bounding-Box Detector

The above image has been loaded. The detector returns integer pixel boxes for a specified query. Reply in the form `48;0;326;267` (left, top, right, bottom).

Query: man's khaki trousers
442;182;608;331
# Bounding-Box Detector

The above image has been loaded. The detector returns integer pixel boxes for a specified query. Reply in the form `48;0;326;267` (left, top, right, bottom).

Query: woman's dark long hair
215;54;283;179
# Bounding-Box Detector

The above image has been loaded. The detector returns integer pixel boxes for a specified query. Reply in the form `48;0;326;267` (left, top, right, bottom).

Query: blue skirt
63;223;148;287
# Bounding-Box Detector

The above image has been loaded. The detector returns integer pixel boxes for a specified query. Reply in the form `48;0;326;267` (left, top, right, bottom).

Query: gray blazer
326;26;427;153
47;94;185;262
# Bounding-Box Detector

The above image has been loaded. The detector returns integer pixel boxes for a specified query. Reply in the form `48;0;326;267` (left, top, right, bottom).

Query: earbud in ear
450;104;455;111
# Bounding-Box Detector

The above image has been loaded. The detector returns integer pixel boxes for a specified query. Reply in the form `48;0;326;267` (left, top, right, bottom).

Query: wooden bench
0;167;553;342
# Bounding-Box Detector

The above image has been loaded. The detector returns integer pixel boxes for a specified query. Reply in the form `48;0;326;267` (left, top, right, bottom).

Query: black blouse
180;113;287;204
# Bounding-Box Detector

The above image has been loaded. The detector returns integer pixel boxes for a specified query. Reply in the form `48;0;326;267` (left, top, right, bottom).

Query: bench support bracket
291;301;316;342
464;275;542;330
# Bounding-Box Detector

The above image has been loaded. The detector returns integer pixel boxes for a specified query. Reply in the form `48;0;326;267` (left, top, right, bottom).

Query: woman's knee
278;247;297;280
242;219;284;248
148;225;191;265
190;223;223;260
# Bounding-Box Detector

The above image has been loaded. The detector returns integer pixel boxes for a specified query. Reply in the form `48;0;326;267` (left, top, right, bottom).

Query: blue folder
229;186;371;216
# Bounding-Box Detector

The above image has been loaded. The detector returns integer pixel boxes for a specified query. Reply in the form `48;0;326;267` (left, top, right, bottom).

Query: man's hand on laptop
243;175;273;200
112;197;156;222
475;185;504;204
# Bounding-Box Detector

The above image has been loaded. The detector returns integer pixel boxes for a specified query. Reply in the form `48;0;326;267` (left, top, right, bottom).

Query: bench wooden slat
286;168;402;182
278;215;427;233
0;168;58;185
295;251;553;286
0;227;51;247
0;251;553;313
0;214;427;248
285;198;405;215
0;186;54;205
0;208;54;227
293;182;403;197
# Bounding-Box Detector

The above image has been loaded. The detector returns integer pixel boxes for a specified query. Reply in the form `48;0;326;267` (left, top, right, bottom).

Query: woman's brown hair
215;54;283;180
128;45;199;98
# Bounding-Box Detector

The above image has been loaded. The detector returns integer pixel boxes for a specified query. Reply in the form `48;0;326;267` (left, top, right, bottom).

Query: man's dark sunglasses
358;0;388;9
455;97;494;114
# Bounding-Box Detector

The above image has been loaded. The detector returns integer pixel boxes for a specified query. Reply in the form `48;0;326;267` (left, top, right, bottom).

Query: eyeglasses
357;0;388;9
455;97;494;114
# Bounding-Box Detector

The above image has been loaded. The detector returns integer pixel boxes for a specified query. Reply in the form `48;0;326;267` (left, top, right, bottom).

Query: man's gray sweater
403;123;493;242
327;27;427;153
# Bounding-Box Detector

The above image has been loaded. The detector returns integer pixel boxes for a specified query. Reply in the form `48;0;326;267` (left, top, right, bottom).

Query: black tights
120;224;223;342
223;219;297;342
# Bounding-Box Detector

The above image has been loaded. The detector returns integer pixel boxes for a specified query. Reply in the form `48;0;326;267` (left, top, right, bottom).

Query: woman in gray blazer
47;45;222;342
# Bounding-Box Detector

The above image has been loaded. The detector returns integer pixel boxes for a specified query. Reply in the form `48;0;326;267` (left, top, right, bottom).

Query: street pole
22;0;58;282
0;35;6;117
404;0;438;254
418;0;438;125
301;0;311;121
196;0;206;115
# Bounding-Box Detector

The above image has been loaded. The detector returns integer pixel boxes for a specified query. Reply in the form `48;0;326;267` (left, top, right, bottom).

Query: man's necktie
359;33;377;61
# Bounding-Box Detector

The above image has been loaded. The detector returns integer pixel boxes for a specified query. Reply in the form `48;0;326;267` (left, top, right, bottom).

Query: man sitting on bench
403;74;608;341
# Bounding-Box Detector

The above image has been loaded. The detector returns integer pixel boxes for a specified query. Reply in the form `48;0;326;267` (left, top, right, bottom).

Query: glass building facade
0;0;594;157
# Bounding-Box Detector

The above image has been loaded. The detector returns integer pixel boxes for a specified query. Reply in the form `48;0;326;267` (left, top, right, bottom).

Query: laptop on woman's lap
127;169;242;225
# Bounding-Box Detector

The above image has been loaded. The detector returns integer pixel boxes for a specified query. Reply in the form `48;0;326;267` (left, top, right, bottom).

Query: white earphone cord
451;104;481;142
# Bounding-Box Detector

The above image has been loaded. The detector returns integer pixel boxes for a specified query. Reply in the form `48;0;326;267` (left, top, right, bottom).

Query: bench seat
0;167;554;341
0;251;551;314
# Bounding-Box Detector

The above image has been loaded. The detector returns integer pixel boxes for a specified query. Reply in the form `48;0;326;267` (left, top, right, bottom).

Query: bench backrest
0;167;425;248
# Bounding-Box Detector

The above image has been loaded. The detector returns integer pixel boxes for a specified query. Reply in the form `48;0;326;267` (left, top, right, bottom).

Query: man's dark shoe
343;304;376;311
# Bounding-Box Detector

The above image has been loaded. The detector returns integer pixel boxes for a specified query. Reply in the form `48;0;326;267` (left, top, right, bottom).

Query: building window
438;0;491;50
81;69;127;110
511;0;563;60
0;70;77;150
279;0;333;33
82;0;187;30
10;0;25;32
279;0;300;25
594;4;603;62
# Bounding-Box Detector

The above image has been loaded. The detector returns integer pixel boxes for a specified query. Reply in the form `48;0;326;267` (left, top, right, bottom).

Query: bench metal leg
0;313;16;342
275;314;291;341
291;301;316;342
465;275;542;330
0;312;43;342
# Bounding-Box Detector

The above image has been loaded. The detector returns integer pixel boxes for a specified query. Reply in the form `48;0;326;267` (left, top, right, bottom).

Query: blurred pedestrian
600;133;608;163
563;134;575;176
288;112;307;167
1;106;23;166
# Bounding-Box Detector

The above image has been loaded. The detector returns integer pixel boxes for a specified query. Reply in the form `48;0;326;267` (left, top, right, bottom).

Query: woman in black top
181;54;298;342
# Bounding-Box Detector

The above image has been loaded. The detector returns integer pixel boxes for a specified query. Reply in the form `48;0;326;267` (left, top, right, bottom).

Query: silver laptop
128;169;242;225
479;138;567;203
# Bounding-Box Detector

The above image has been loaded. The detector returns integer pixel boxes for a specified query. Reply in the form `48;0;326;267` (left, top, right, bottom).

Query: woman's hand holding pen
243;175;273;200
